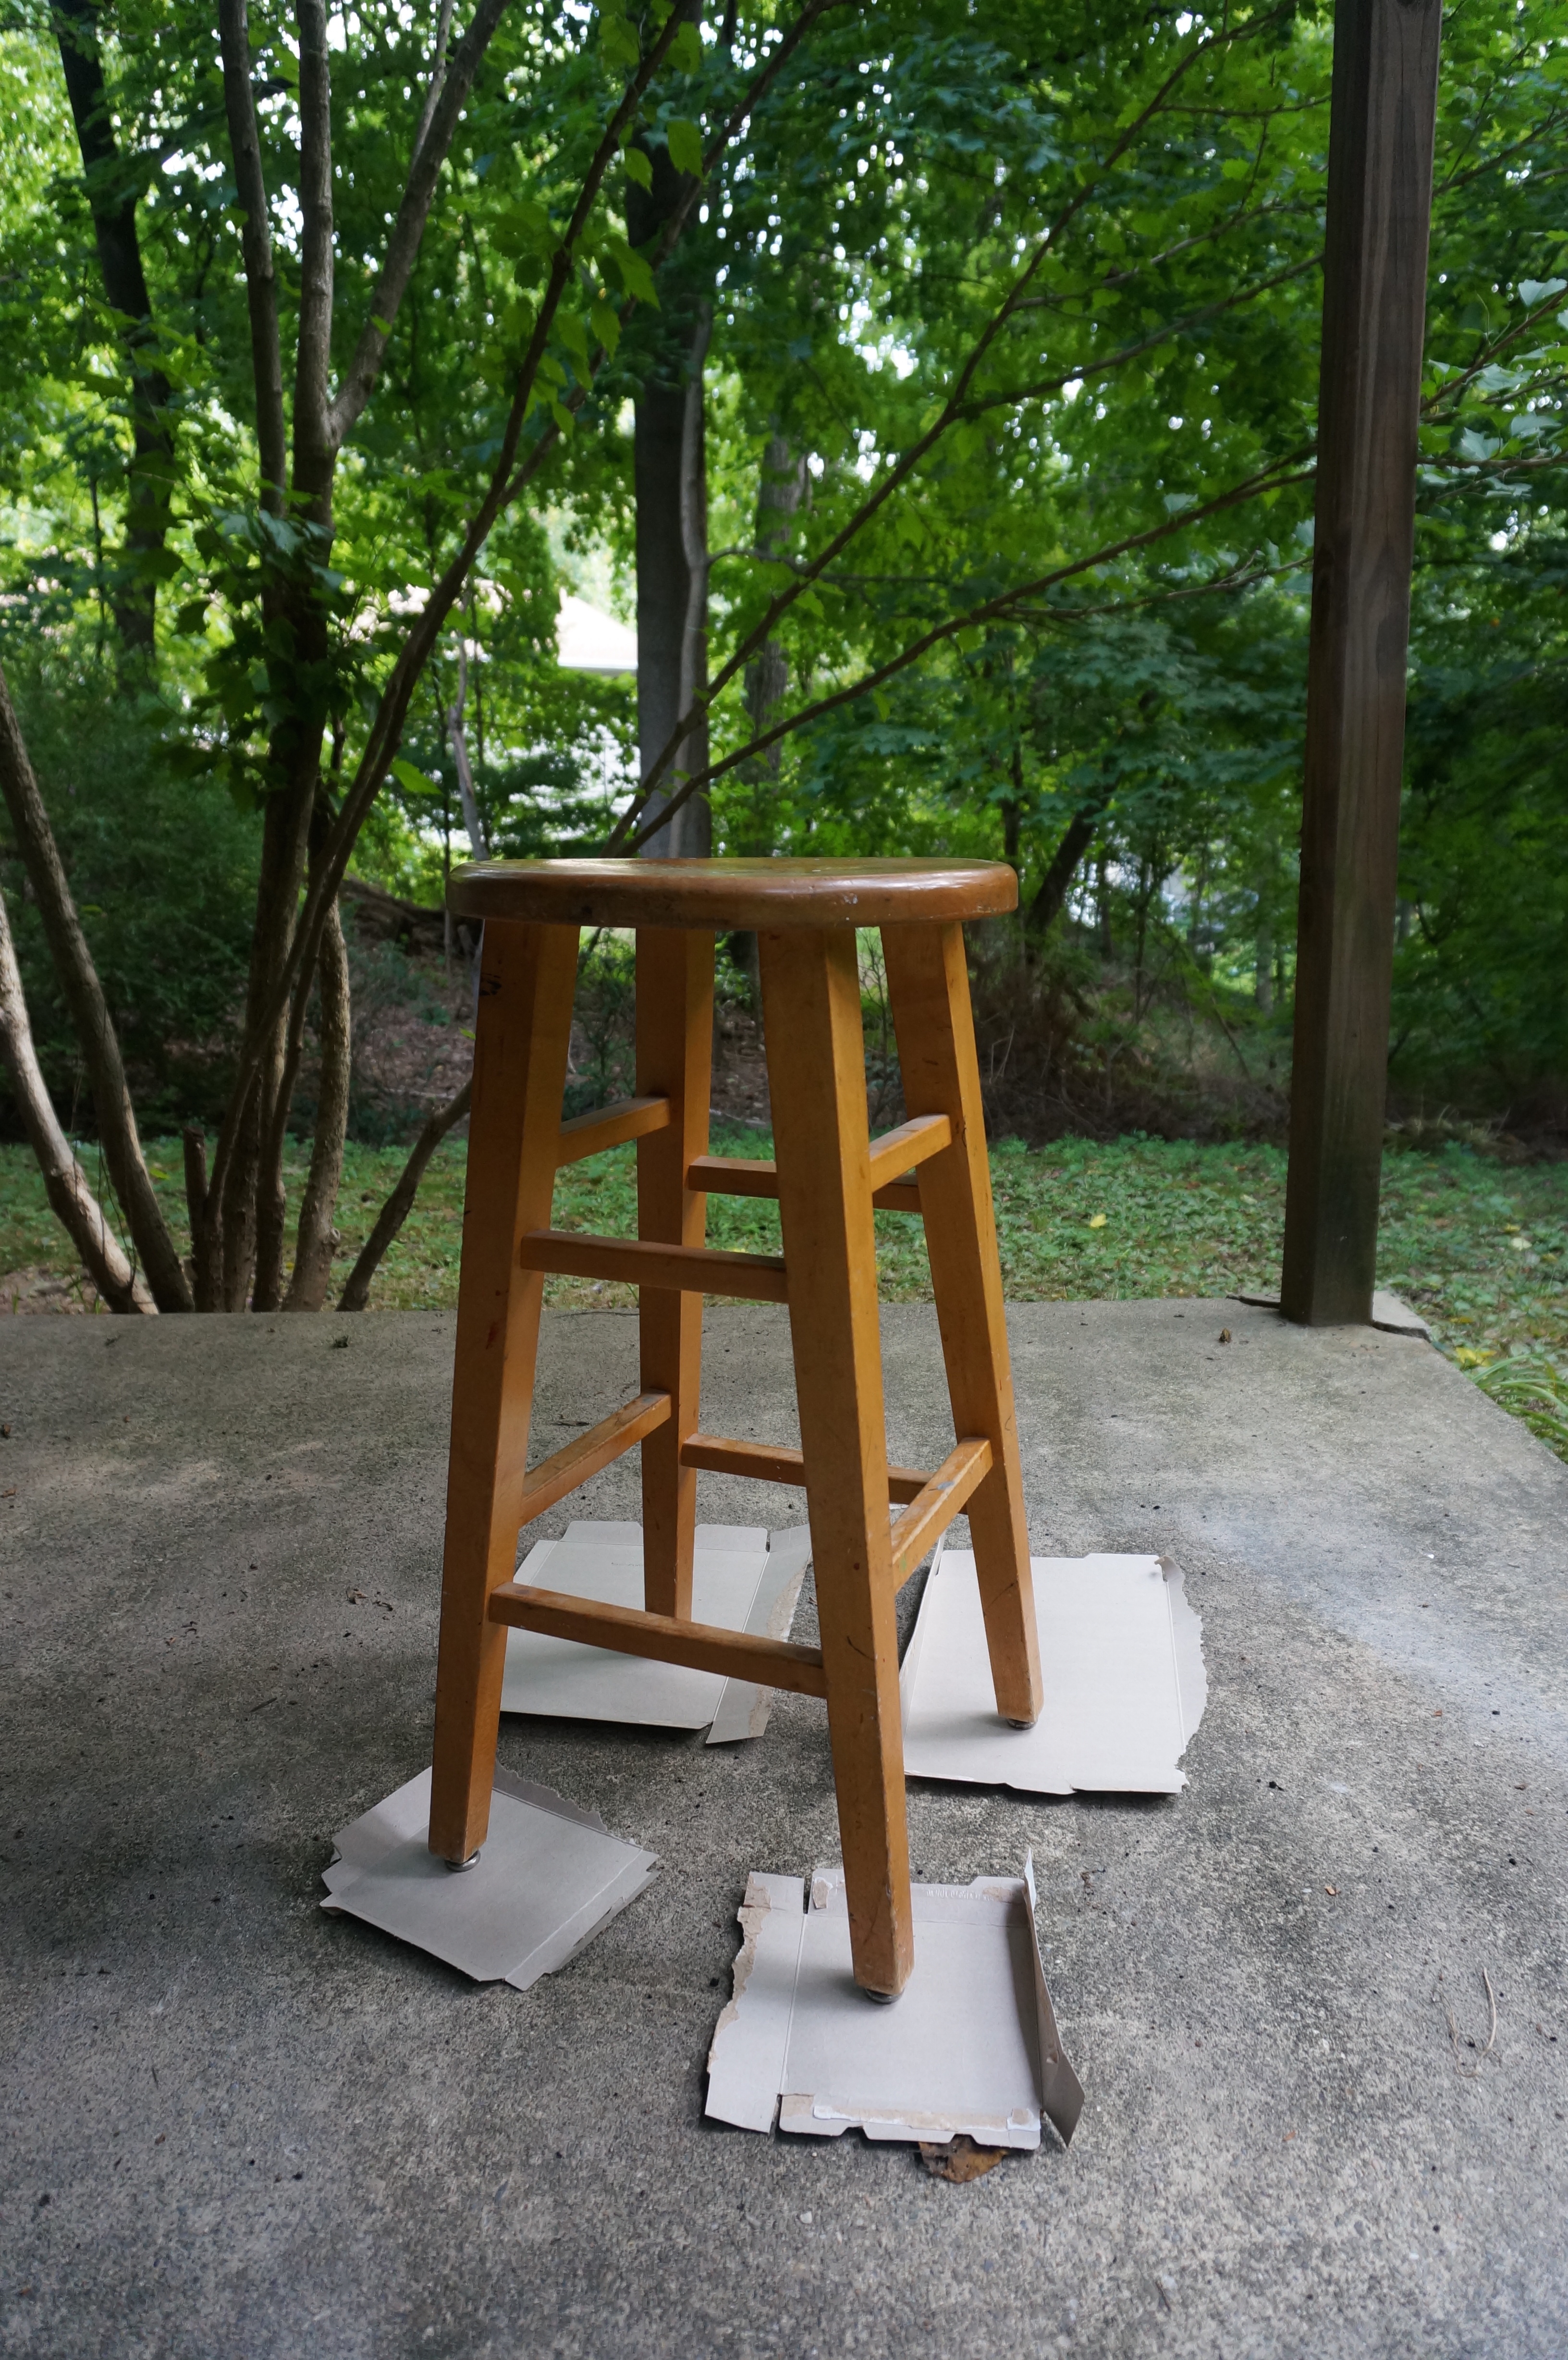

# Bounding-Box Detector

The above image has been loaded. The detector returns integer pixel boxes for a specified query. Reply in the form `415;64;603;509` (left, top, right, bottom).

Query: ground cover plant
2;1130;1563;1456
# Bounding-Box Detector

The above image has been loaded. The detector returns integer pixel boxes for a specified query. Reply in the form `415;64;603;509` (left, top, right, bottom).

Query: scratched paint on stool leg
499;1521;811;1740
705;1859;1082;2149
900;1550;1207;1795
321;1765;658;1990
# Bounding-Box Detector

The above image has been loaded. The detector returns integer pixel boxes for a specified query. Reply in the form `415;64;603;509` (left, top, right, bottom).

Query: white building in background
556;595;637;676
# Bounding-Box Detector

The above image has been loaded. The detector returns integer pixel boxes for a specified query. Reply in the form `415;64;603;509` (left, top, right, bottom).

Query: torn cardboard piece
706;1858;1082;2150
501;1521;811;1743
901;1549;1206;1795
321;1764;657;1991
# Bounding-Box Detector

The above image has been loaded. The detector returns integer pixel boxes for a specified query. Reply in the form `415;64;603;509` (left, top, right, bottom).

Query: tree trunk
729;433;806;997
446;641;489;857
52;0;175;661
215;764;318;1312
283;894;351;1310
0;663;192;1308
1028;800;1109;933
628;77;710;863
1096;851;1114;959
635;311;711;857
0;876;155;1313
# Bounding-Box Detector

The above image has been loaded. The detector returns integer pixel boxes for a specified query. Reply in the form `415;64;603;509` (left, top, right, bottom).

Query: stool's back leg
429;919;580;1863
882;921;1043;1729
760;925;913;2000
635;928;714;1620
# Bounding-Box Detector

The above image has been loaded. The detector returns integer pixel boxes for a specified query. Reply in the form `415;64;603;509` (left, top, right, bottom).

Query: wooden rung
685;1154;778;1200
519;1389;671;1522
518;1229;789;1303
687;1113;949;1214
889;1436;994;1585
867;1112;952;1190
486;1582;829;1699
871;1179;922;1214
556;1094;671;1167
680;1431;932;1504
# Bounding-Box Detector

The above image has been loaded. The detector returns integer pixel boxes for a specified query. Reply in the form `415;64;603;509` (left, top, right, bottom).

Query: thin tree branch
203;0;695;1223
607;4;1289;847
282;894;351;1310
329;0;513;451
338;1079;471;1310
411;0;458;166
218;0;287;511
621;450;1317;848
0;875;155;1314
0;663;191;1309
962;250;1324;420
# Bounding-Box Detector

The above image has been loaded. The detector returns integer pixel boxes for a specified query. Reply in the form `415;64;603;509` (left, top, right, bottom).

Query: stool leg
635;928;714;1620
428;919;580;1864
882;921;1043;1728
760;925;913;2000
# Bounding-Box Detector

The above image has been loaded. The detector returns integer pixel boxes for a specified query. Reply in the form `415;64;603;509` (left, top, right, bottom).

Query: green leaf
670;21;703;73
600;9;639;69
391;757;439;798
604;237;658;305
494;198;554;258
623;145;653;190
591;297;622;356
555;309;591;369
666;117;704;179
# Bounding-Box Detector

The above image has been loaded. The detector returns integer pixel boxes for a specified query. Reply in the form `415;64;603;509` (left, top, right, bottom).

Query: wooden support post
1281;0;1442;1326
760;924;912;2000
428;919;580;1865
635;928;714;1617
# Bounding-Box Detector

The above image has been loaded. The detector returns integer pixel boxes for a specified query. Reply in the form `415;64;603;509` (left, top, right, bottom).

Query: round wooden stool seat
448;854;1017;933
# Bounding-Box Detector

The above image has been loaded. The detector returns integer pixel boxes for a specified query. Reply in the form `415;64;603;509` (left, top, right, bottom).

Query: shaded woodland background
0;0;1564;1246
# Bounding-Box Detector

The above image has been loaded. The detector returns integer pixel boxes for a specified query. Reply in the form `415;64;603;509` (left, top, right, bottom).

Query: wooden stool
428;858;1041;1999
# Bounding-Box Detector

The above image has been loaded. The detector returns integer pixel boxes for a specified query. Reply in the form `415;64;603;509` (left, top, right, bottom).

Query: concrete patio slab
1;1299;1565;2359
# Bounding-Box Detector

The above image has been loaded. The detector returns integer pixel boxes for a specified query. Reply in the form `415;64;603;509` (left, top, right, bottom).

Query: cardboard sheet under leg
321;1765;658;1990
706;1861;1082;2150
500;1522;812;1742
900;1549;1207;1795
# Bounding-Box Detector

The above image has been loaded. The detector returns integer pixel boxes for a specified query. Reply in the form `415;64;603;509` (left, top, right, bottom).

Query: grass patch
1;1130;1563;1455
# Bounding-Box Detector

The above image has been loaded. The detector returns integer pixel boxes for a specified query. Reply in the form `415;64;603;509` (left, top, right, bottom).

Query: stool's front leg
882;921;1043;1729
429;918;580;1865
760;925;913;2001
635;928;713;1620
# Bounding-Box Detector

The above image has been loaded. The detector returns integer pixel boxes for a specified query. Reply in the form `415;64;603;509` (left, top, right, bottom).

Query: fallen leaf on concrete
1219;1328;1232;1343
919;2135;1008;2183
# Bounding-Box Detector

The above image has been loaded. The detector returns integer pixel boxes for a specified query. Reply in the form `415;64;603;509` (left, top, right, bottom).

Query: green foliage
0;0;1563;1159
0;660;259;1128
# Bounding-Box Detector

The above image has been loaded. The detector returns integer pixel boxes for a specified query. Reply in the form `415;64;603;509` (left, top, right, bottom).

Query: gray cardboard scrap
501;1520;811;1742
705;1859;1082;2150
900;1548;1207;1795
321;1764;658;1990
